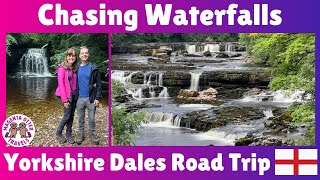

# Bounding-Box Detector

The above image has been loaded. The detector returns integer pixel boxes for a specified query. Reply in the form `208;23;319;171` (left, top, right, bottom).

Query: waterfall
158;73;163;87
263;109;274;119
112;71;170;99
241;90;305;103
149;86;155;98
186;44;196;54
203;44;220;52
159;87;169;98
225;43;235;52
189;72;202;91
173;116;181;127
19;48;51;76
147;73;153;85
145;112;181;127
112;70;128;83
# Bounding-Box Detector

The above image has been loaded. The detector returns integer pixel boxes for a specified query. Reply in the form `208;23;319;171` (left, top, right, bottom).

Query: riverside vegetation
112;33;315;146
6;33;108;146
240;33;315;145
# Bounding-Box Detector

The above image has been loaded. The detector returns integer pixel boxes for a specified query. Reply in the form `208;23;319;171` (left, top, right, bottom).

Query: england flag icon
275;149;318;175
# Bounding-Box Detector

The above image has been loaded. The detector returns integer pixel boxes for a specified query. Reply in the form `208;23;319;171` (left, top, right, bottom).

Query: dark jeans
56;96;76;135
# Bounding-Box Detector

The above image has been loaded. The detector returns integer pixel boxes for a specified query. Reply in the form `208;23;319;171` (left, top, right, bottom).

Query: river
112;42;306;146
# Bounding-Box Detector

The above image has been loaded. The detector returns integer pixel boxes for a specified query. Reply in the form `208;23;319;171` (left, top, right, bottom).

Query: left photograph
5;33;108;147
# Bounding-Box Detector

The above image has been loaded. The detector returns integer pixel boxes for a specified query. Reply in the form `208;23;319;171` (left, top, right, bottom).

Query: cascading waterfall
203;44;220;52
145;112;181;127
185;44;196;54
158;73;163;87
112;70;170;99
241;90;305;103
19;48;51;76
225;43;235;53
189;72;202;91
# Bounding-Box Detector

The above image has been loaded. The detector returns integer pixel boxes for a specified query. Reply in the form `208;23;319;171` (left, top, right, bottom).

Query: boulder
140;49;152;56
229;53;242;58
152;49;158;57
178;89;199;97
158;46;173;55
176;50;188;56
216;52;229;58
156;53;170;60
203;51;212;57
201;88;218;96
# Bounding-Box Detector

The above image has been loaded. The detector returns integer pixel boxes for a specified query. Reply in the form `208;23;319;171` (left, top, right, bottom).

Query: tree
240;33;315;145
112;80;147;145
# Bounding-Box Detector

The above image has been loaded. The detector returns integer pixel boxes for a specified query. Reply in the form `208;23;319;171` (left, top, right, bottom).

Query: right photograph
111;33;315;146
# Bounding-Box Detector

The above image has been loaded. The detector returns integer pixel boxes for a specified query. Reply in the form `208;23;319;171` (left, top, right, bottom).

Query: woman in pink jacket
55;48;78;144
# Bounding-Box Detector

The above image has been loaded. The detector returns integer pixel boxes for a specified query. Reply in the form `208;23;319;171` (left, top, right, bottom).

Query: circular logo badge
2;114;35;147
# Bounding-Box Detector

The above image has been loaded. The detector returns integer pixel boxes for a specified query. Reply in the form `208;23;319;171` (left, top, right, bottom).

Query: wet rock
140;49;152;56
114;94;131;103
216;52;229;58
156;53;170;61
202;88;218;96
176;88;219;105
264;110;295;135
158;46;173;55
229;53;242;58
175;59;224;63
141;86;164;98
176;50;188;56
203;51;212;57
201;71;270;87
215;87;249;99
235;135;257;146
180;106;264;132
167;87;182;97
163;71;191;87
249;137;288;146
125;103;161;113
178;89;199;97
184;53;203;57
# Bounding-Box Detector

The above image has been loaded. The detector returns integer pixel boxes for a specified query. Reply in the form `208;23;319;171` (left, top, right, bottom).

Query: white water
112;70;170;99
241;90;305;103
144;112;181;127
189;72;202;91
204;44;220;52
225;43;235;52
186;44;196;54
19;48;51;76
186;44;220;54
194;109;274;145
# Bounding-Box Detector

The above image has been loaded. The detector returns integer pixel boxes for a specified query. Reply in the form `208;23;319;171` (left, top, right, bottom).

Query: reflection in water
6;77;107;125
7;77;60;125
7;77;108;126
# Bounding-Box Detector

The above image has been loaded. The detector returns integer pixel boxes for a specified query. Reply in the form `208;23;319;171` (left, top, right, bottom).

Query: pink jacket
55;66;77;103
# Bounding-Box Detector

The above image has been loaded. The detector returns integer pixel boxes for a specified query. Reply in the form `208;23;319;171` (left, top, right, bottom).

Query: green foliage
6;34;17;56
240;33;315;145
112;80;147;146
8;33;108;74
112;106;147;146
289;102;315;124
112;80;125;98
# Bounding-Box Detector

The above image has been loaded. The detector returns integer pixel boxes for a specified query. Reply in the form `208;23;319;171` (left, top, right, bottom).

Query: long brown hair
61;48;78;72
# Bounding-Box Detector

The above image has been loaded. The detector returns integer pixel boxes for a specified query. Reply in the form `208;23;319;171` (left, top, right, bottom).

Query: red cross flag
275;149;318;175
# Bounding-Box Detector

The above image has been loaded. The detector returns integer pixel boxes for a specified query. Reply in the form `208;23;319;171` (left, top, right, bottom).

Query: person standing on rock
55;48;78;144
75;46;102;145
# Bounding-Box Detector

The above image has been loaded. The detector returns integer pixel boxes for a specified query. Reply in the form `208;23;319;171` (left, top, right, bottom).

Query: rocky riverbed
30;105;108;147
112;42;306;146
